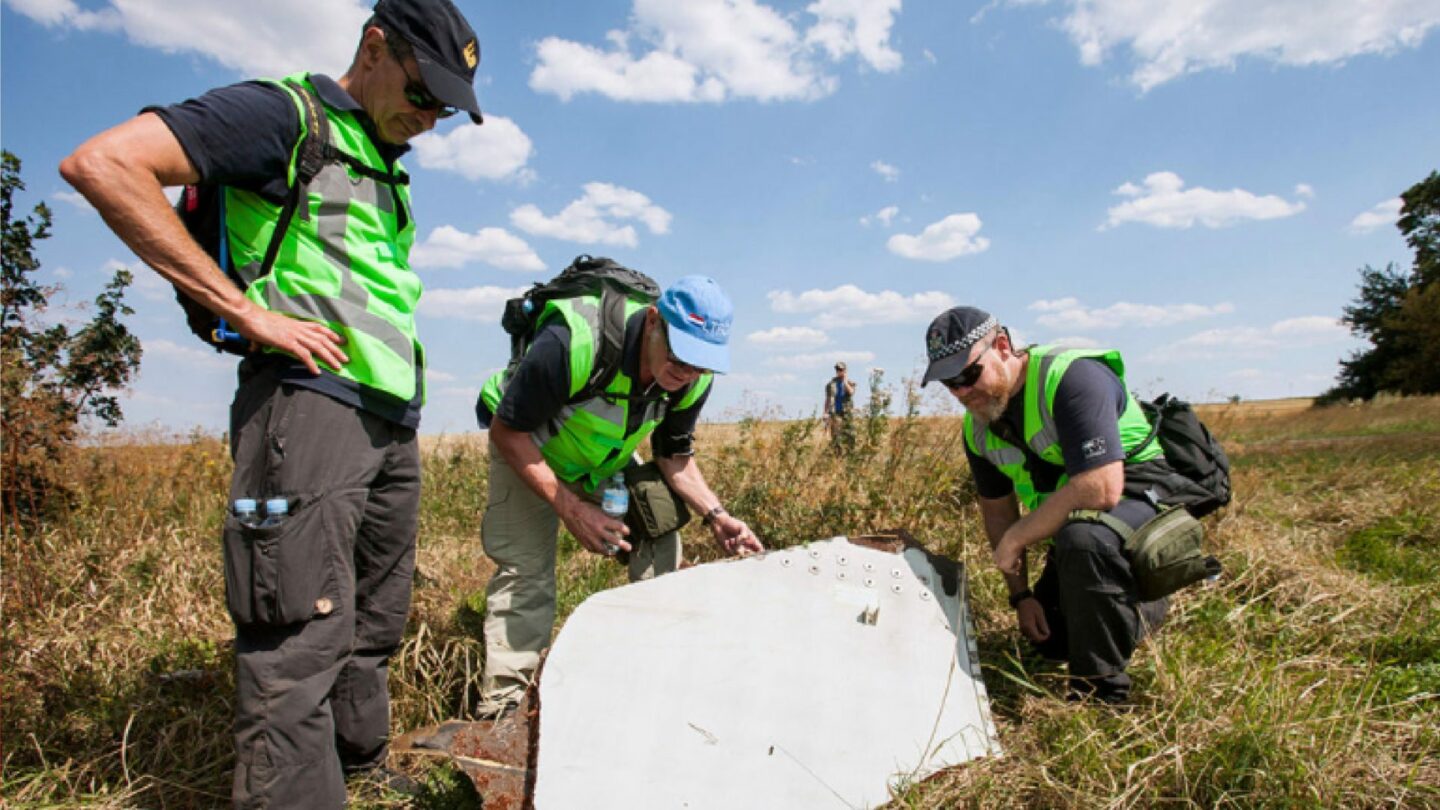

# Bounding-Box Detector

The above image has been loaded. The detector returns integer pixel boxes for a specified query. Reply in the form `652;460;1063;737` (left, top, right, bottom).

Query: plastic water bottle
601;473;628;519
600;473;628;555
233;498;259;527
261;497;289;529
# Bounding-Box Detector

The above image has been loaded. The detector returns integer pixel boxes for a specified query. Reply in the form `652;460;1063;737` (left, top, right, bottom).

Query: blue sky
3;0;1437;435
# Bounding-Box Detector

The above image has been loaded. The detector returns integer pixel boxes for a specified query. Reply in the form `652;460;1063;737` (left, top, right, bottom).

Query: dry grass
3;397;1438;808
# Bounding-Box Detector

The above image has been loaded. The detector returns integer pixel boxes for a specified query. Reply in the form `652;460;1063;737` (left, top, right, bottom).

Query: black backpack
500;255;661;403
1129;393;1233;518
173;79;359;355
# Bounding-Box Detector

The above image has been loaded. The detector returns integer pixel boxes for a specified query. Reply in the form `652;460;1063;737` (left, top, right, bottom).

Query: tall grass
3;399;1438;808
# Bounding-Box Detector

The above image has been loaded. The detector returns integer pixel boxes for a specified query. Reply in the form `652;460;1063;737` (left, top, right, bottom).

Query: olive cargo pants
479;440;679;705
225;369;420;809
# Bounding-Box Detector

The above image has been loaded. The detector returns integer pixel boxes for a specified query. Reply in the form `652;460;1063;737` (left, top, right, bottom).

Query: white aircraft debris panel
535;535;1001;809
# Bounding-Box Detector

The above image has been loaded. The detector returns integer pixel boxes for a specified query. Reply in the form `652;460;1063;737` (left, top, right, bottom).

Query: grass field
3;396;1438;808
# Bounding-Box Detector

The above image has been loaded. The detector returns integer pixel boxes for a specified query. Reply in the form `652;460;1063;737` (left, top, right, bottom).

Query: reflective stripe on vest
479;295;713;492
226;74;422;402
964;345;1161;510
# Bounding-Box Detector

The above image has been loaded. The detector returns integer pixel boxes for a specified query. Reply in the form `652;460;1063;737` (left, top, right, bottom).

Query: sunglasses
940;342;994;390
390;45;459;119
661;329;707;376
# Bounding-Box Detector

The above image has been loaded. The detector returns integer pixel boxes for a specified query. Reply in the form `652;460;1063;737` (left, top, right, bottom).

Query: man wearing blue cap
475;275;764;714
61;0;484;804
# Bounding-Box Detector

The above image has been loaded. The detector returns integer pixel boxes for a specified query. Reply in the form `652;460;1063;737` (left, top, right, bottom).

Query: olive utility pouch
624;461;691;541
1069;504;1221;601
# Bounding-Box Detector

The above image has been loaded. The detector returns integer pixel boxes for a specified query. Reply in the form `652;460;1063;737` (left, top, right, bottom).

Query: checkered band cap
922;306;997;384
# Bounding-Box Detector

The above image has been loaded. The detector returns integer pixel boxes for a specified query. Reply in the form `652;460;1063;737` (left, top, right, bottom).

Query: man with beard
922;306;1170;703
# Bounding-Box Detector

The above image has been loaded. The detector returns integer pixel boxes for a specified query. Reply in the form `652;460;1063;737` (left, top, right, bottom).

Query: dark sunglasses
940;342;994;390
389;45;458;119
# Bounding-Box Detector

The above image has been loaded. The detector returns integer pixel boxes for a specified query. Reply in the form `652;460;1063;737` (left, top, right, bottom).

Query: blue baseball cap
658;276;733;374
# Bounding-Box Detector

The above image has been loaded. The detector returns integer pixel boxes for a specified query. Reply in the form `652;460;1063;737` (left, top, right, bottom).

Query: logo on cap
687;312;706;327
464;40;478;69
927;330;946;358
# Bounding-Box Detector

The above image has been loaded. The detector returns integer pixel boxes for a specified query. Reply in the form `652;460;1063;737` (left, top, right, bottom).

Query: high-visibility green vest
479;295;712;492
963;345;1160;510
226;73;423;402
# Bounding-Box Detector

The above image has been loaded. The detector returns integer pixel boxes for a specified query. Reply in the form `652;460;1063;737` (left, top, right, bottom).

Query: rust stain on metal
392;663;544;808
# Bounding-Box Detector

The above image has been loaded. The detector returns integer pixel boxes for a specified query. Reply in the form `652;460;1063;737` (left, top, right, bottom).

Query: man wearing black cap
61;1;483;805
922;307;1173;703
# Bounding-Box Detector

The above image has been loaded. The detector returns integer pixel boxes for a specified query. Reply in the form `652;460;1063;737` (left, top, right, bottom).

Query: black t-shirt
966;358;1129;499
476;309;710;458
148;75;422;428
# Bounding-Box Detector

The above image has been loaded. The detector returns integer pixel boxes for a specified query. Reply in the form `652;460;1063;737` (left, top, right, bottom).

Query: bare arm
991;460;1124;577
979;490;1056;643
59;112;347;374
489;418;629;555
655;453;763;556
978;493;1028;595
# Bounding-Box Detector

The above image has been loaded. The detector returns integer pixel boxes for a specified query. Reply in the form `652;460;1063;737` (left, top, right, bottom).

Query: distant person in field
60;1;484;804
823;361;858;453
923;306;1186;703
474;275;764;717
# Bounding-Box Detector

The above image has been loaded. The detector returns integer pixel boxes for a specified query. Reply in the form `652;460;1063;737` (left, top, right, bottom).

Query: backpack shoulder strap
254;79;330;279
1067;508;1135;541
571;286;631;403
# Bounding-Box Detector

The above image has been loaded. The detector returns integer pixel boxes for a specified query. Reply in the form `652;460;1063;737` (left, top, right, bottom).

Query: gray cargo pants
1030;498;1169;702
224;368;420;809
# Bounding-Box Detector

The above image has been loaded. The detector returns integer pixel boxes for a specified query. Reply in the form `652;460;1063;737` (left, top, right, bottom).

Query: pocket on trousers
222;489;364;626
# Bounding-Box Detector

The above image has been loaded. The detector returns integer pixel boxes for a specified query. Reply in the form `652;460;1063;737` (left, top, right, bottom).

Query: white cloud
1102;172;1306;230
1348;197;1403;234
1060;0;1440;91
804;0;903;72
419;286;529;322
746;326;830;348
102;258;170;301
9;0;369;78
720;371;800;387
142;338;233;372
1151;315;1349;359
768;285;955;328
765;349;876;369
859;205;899;227
411;116;536;184
529;0;902;103
870;160;900;182
426;368;459;384
52;190;93;211
410;226;545;272
887;214;990;261
922;48;937;64
1050;335;1102;349
510;182;671;248
1029;297;1235;330
1294;183;1315;198
6;0;118;30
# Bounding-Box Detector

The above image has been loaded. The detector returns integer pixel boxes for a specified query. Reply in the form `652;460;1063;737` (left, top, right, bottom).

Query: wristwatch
701;505;726;527
1007;588;1035;609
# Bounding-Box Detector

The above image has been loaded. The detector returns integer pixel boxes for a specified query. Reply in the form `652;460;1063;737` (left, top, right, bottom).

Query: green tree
1321;171;1440;403
1;150;142;524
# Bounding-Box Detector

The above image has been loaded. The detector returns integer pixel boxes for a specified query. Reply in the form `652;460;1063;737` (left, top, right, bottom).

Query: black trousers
1030;498;1168;701
224;369;420;809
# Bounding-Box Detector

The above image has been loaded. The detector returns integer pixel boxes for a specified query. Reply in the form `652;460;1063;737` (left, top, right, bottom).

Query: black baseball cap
373;0;483;124
921;306;999;385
